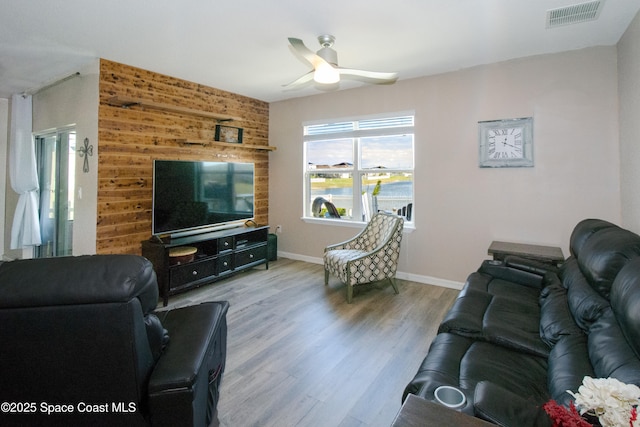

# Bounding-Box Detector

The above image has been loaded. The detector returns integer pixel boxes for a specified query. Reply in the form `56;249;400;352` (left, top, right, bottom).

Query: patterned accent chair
324;213;404;303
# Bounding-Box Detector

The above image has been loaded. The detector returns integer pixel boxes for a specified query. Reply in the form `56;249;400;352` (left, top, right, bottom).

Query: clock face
488;127;524;160
479;117;533;168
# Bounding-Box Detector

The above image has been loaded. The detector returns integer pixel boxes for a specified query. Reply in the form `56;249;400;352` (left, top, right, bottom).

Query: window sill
301;217;415;233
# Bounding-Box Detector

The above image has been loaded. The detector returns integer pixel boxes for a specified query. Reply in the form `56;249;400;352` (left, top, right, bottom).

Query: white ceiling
1;0;638;103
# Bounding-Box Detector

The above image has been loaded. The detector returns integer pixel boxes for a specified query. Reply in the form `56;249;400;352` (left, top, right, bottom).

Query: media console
142;225;269;306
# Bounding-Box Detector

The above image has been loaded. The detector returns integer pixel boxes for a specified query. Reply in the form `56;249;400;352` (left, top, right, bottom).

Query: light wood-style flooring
161;258;459;427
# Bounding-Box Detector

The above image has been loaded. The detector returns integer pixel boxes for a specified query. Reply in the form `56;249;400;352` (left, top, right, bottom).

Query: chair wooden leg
347;285;353;304
324;269;329;285
389;277;399;295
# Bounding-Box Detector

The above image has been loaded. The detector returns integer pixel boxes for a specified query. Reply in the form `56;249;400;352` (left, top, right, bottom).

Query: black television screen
152;160;255;236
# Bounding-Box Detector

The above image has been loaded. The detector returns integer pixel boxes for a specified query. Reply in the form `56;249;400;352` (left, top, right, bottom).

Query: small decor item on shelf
215;124;243;143
168;246;197;266
544;376;640;427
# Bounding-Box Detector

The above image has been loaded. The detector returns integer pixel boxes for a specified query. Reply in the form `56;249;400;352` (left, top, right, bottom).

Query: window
34;128;76;258
304;114;414;224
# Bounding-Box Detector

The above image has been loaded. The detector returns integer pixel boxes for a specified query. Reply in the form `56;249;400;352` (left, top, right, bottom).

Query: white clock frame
478;117;533;168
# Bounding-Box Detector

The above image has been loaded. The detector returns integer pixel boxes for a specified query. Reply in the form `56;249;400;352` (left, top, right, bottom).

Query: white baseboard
276;251;464;290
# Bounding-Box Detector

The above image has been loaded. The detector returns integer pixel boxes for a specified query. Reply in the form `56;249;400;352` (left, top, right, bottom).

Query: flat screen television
152;160;255;237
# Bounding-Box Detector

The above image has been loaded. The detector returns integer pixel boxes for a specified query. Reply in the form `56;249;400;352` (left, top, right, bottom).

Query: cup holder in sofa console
434;385;466;409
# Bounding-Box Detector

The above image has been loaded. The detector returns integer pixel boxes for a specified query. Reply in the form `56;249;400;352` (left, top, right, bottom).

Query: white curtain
9;94;41;249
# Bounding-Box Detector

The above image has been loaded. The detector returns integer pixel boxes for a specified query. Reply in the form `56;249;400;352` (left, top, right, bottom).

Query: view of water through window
305;115;414;221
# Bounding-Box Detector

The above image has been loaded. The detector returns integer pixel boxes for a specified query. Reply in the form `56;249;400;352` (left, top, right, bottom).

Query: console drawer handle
192;270;198;276
223;261;228;267
249;254;254;259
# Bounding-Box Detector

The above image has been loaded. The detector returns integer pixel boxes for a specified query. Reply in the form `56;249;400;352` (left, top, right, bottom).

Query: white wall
269;46;621;286
0;99;7;260
5;61;100;257
619;11;640;234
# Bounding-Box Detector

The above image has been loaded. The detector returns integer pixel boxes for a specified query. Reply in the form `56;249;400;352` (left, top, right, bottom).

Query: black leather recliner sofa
404;219;640;426
0;254;228;427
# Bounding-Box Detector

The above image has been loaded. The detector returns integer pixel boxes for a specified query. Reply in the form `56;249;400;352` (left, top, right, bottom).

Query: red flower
543;400;592;427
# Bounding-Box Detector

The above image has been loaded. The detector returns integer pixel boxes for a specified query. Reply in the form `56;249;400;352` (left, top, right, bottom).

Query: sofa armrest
474;381;552;427
478;259;545;289
504;256;561;276
148;301;229;427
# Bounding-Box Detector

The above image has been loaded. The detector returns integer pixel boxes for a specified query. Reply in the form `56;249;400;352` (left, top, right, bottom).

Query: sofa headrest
0;255;158;313
572;220;640;299
569;219;618;258
610;257;640;359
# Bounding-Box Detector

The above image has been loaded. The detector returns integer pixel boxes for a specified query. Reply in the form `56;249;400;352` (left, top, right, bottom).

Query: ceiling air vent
546;0;604;28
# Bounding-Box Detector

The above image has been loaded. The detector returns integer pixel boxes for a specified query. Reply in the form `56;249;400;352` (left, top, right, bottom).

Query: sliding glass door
34;129;75;258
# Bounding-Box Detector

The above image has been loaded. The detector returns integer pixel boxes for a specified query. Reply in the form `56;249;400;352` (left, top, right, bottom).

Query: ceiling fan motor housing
316;35;338;65
317;46;338;65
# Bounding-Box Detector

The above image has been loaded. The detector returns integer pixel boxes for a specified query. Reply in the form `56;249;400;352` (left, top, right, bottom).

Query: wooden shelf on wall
175;139;276;151
106;96;243;122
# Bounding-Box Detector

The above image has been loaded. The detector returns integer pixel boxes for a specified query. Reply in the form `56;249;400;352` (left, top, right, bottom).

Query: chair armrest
325;241;349;251
325;235;366;252
148;301;229;427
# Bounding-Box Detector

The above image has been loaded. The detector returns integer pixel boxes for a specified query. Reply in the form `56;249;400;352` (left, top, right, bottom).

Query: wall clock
478;117;533;168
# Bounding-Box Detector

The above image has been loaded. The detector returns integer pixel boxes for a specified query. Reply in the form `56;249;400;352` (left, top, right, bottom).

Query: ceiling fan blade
282;70;315;89
338;68;398;84
288;37;328;69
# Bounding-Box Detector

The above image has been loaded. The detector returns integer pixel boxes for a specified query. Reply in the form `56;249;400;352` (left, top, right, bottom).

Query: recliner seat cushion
464;271;541;304
407;333;549;410
439;287;549;357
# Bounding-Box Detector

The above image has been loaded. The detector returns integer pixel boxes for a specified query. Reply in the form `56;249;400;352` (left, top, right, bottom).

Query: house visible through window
304;114;414;224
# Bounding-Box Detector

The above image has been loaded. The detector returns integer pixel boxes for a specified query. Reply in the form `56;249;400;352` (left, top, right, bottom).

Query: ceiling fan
283;35;398;89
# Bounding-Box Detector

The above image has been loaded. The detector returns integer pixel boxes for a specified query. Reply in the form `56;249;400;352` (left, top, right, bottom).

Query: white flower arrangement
568;376;639;427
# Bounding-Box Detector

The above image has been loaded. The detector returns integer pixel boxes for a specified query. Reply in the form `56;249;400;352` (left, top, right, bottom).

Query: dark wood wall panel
97;59;270;255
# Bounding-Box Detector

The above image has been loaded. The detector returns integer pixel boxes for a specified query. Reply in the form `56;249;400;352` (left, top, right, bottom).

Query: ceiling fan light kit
284;35;398;90
314;63;340;84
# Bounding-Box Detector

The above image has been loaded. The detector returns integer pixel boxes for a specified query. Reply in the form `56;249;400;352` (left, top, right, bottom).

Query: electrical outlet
276;225;282;233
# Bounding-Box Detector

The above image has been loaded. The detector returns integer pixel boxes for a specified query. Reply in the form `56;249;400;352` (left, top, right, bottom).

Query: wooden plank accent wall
97;59;270;255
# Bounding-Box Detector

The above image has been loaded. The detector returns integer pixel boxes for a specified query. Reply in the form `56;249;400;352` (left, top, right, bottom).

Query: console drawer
218;254;232;274
218;237;234;252
170;258;216;289
235;245;267;269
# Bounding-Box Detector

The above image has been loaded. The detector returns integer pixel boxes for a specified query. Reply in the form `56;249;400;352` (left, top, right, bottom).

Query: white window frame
302;112;415;230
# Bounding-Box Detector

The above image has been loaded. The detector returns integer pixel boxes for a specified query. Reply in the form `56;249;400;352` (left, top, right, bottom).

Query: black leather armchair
0;254;228;427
